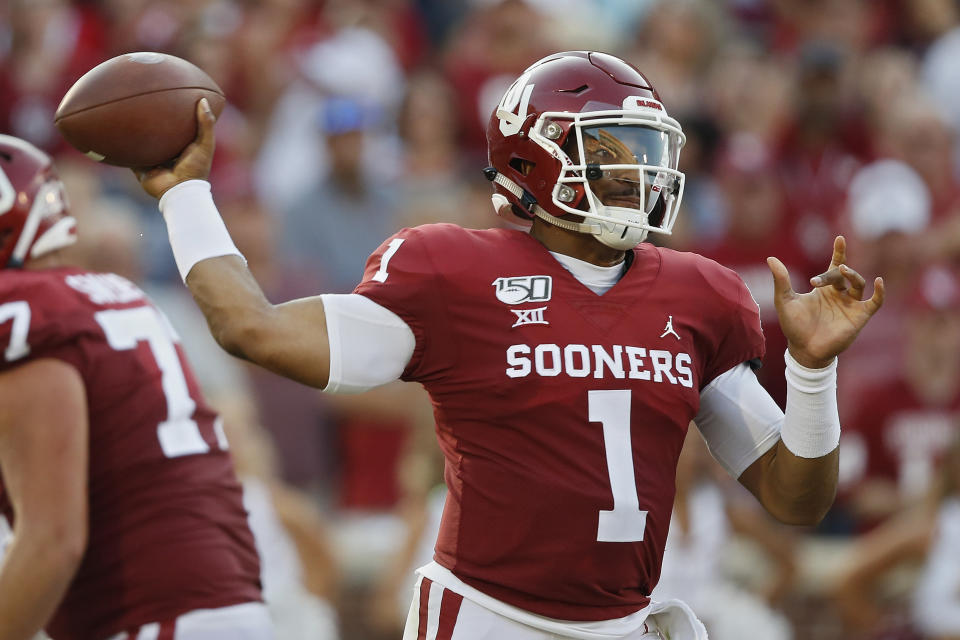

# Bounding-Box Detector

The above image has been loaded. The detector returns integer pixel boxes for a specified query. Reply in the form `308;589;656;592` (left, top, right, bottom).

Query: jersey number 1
590;389;648;542
96;306;224;459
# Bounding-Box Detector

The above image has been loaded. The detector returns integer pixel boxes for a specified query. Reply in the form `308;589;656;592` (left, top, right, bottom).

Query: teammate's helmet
0;135;76;269
486;51;685;250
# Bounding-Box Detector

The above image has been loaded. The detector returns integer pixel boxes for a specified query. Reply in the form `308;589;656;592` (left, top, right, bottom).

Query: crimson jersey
0;268;261;640
354;224;764;621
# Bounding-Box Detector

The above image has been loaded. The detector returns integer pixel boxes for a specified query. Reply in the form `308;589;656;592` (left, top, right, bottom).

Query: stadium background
3;0;960;638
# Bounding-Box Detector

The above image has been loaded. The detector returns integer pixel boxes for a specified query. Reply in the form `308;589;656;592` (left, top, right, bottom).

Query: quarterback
135;52;883;639
0;136;272;640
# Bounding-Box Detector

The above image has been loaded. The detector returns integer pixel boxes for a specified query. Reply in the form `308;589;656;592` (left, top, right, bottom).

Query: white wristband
158;180;244;282
780;349;840;458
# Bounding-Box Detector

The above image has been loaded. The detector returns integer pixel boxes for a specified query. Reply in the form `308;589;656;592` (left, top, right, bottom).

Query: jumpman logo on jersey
659;315;681;340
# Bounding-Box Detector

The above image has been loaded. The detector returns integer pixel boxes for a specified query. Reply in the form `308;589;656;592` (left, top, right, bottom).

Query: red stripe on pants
127;618;177;639
158;620;176;640
436;589;463;640
417;577;433;640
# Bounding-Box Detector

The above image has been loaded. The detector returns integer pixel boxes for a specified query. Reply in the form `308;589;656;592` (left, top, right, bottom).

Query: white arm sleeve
695;363;784;478
320;293;416;394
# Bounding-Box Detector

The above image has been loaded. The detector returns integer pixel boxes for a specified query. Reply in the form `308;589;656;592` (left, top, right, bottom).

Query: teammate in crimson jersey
0;136;271;640
133;52;884;639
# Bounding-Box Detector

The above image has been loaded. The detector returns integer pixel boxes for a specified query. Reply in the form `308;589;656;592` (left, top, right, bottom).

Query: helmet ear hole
509;157;535;176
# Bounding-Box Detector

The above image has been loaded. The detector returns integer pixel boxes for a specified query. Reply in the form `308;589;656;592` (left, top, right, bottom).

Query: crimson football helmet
485;51;685;250
0;135;76;268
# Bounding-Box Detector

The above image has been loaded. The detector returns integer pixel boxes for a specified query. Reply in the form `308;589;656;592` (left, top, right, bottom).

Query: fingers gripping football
767;236;885;369
134;99;218;200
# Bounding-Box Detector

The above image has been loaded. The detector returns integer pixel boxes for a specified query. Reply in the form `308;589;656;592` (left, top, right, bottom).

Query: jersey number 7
95;306;227;459
0;301;31;361
1;301;224;459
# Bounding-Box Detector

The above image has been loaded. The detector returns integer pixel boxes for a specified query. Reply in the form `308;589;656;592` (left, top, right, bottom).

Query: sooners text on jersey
354;224;764;621
0;268;261;640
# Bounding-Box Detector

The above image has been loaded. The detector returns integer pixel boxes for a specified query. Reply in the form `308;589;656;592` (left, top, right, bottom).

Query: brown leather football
55;52;225;168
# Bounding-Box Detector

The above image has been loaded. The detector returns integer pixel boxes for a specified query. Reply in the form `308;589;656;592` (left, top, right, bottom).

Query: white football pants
105;602;274;640
403;575;708;640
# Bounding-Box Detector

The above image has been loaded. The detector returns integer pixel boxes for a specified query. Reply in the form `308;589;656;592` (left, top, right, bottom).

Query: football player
134;51;884;639
0;136;272;640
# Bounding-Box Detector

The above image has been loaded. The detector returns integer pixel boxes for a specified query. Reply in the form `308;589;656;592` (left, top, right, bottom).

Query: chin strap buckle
483;166;602;236
483;167;539;216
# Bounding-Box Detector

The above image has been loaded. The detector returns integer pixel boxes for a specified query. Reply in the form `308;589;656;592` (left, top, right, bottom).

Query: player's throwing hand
767;235;885;369
135;98;218;199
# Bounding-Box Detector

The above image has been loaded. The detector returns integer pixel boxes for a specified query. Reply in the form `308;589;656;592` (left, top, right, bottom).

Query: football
55;52;225;168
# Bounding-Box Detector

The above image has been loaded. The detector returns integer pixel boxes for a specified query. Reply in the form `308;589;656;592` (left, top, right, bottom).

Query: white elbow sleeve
321;294;415;394
780;349;840;458
159;180;245;282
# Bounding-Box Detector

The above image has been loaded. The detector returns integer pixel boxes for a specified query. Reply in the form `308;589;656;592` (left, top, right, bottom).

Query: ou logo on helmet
496;71;535;137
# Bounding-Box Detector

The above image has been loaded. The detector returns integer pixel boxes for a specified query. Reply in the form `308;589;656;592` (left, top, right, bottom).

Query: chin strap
534;208;600;234
483;168;601;235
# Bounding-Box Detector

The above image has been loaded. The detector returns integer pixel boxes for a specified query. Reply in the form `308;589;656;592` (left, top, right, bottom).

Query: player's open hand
767;236;884;369
133;98;217;200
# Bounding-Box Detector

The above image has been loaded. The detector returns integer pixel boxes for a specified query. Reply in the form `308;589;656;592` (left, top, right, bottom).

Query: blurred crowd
5;0;960;638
